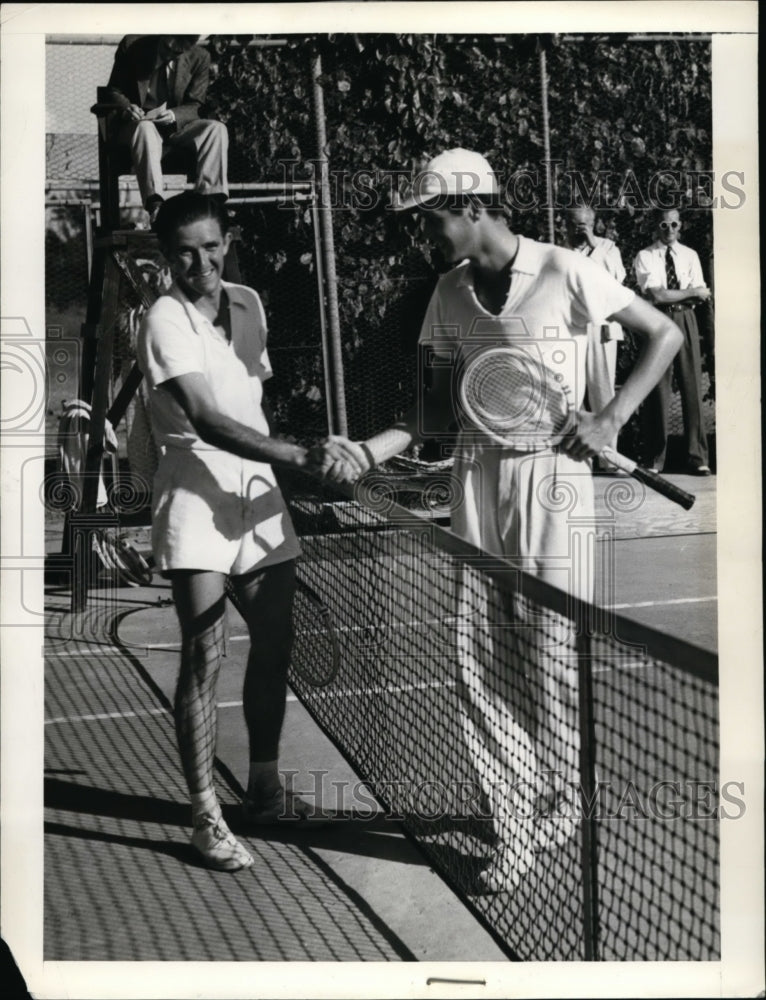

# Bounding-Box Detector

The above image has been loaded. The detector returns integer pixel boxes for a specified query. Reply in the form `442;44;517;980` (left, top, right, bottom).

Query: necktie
155;63;169;105
665;247;680;290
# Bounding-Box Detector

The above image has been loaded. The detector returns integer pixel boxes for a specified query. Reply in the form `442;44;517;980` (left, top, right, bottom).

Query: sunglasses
659;221;681;231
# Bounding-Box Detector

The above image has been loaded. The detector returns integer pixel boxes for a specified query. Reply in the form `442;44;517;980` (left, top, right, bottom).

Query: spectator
565;206;626;469
105;35;228;224
633;208;712;475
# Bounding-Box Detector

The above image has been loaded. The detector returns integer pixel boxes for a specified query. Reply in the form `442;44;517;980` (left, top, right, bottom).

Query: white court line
47;618;447;658
43;678;460;726
44;699;256;727
45;706;172;726
605;596;717;610
48;636;250;657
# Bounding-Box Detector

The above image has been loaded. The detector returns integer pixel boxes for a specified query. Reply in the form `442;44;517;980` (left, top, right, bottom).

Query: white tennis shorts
151;446;300;575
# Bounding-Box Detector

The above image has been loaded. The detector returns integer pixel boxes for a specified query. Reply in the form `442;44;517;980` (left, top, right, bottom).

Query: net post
576;609;600;960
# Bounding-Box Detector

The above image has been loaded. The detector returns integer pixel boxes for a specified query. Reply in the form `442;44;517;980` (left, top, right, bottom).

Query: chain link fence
45;35;716;482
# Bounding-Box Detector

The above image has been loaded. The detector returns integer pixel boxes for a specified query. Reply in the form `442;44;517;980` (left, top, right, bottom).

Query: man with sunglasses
633;208;712;475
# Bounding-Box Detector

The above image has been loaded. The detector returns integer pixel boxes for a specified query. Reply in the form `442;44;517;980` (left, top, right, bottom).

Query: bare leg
169;569;253;870
229;560;295;770
170;570;227;796
231;560;327;824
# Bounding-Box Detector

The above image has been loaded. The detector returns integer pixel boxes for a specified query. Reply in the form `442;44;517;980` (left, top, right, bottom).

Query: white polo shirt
138;280;273;449
419;235;635;409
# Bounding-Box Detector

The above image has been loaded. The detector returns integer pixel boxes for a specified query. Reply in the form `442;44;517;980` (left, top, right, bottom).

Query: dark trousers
644;307;708;470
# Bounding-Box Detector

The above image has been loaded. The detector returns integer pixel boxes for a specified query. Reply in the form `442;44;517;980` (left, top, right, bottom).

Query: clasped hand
123;104;176;125
306;435;372;485
557;410;620;462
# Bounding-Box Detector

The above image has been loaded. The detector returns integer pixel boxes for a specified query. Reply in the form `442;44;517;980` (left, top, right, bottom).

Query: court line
49;596;715;658
605;596;717;610
48;636;250;657
44;698;264;727
43;679;461;726
48;596;716;661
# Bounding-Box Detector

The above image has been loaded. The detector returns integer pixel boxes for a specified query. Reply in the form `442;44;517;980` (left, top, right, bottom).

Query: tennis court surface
44;473;717;962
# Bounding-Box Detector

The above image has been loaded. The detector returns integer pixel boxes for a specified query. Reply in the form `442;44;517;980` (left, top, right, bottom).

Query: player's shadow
44;818;195;866
44;777;432;866
45;776;189;826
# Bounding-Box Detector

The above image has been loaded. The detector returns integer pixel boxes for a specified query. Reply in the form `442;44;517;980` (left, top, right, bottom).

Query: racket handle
629;466;696;510
600;448;696;510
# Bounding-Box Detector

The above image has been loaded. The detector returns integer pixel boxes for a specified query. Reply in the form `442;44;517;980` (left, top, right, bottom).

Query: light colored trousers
452;444;597;852
116;118;229;206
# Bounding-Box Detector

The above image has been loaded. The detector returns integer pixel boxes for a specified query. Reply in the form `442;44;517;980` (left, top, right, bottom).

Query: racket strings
461;353;571;448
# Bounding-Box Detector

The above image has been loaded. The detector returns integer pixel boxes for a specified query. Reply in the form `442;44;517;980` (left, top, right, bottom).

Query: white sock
247;760;281;799
191;789;222;827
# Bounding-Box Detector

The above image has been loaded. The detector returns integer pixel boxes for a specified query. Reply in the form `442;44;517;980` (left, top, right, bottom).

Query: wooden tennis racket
458;346;695;510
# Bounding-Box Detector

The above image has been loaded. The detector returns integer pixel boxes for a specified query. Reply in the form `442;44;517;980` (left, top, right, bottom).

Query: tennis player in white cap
358;149;682;891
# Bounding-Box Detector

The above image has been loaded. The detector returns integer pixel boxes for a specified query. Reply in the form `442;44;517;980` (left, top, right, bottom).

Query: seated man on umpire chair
104;35;229;225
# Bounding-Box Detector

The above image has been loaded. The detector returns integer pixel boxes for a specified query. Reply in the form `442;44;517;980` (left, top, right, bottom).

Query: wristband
360;442;377;469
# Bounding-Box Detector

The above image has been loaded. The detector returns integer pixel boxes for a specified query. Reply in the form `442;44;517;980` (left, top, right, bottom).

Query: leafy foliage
204;34;713;449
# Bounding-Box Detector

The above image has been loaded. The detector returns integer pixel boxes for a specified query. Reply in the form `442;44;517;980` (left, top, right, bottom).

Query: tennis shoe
242;787;330;827
191;814;254;872
472;842;536;895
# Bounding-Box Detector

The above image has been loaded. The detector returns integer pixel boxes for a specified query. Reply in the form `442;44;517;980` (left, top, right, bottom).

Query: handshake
305;435;374;485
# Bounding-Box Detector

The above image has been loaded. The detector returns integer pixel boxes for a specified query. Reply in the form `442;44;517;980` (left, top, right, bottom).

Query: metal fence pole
539;46;556;243
310;50;349;437
309;193;336;436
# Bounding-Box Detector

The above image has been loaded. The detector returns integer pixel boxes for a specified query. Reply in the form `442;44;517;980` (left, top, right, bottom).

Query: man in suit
106;35;229;223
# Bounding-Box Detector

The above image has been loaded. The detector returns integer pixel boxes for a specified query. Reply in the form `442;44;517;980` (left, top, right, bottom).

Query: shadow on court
43;473;717;962
43;584;507;962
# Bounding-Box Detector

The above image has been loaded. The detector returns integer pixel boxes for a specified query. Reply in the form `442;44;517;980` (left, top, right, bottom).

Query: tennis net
286;489;719;962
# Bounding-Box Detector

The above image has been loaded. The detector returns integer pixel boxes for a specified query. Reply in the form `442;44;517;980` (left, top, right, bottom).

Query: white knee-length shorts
151;445;300;576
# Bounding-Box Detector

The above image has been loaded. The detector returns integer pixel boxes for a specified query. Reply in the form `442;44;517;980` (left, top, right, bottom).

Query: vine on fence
45;35;714;455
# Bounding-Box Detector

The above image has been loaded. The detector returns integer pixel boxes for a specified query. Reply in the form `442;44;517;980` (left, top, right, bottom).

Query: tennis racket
92;530;154;587
458;346;696;510
225;577;340;688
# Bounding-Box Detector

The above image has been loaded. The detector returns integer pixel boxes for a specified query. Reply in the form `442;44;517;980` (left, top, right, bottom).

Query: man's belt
660;302;696;314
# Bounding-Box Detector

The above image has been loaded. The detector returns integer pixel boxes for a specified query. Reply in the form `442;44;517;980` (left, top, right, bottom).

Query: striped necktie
665;247;680;290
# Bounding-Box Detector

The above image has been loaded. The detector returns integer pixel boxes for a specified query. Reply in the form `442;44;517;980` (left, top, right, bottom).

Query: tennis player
137;191;367;871
359;150;682;891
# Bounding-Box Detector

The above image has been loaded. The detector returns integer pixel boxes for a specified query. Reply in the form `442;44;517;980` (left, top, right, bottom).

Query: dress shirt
633;239;706;293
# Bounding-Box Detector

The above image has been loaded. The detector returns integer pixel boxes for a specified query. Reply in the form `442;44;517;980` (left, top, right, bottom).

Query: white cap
393;148;499;211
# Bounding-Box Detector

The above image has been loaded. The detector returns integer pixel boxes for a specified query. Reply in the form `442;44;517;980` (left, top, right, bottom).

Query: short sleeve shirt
573;235;626;341
418;236;635;408
137;280;300;574
137;280;273;449
633;240;706;293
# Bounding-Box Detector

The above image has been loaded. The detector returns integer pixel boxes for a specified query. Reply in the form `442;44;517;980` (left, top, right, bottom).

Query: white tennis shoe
191;814;254;872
